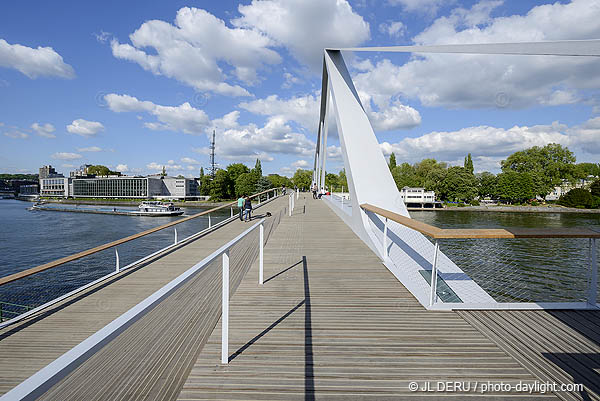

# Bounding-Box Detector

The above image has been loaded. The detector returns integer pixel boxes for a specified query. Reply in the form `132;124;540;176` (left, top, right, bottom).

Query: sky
1;0;599;178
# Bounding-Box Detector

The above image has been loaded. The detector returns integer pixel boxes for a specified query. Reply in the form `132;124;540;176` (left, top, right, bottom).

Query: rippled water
410;210;600;303
0;199;230;314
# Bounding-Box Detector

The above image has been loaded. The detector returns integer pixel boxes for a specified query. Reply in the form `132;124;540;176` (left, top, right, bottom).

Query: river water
0;199;230;315
1;200;599;315
410;210;600;303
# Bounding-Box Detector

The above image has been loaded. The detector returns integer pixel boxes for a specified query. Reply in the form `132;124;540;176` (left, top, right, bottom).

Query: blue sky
1;0;599;177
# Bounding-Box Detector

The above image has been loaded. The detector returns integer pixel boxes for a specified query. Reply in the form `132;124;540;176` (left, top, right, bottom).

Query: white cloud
110;7;281;96
31;123;56;138
52;152;82;160
105;93;210;134
194;114;315;162
0;39;75;79
147;162;162;171
181;157;199;164
379;117;600;171
4;130;28;139
357;0;600;110
67;119;104;137
234;0;370;71
146;162;184;173
61;163;76;169
239;93;320;132
292;160;309;168
379;21;406;38
115;164;129;172
77;146;102;152
282;71;300;88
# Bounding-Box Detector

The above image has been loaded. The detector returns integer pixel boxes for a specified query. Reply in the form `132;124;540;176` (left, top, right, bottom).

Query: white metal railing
1;217;270;400
0;192;281;329
363;203;600;310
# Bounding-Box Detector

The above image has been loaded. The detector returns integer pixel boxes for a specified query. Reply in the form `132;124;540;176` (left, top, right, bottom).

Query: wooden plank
361;203;600;239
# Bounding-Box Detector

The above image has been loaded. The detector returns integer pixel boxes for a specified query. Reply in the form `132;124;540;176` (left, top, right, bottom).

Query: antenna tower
209;130;216;179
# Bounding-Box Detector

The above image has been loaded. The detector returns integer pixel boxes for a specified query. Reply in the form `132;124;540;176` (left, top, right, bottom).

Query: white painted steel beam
335;39;600;57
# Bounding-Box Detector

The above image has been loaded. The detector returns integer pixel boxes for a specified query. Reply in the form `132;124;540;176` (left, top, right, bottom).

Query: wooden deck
0;196;287;397
1;194;599;400
178;197;557;400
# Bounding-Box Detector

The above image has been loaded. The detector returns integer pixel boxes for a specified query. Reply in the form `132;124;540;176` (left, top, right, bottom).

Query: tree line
387;144;600;207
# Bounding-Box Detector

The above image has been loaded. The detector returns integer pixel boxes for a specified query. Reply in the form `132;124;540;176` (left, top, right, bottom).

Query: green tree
253;159;262;178
338;169;348;190
464;153;474;175
267;174;292;188
325;173;339;191
495;171;535;203
558;188;594;208
590;179;600;197
227;163;250;197
391;163;418;189
255;176;272;194
501;144;576;197
389;153;397;170
209;169;232;200
87;165;121;176
414;159;447;190
292;169;312;190
199;174;211;196
576;162;600;178
199;167;204;179
476;172;497;198
438;166;477;202
235;172;258;197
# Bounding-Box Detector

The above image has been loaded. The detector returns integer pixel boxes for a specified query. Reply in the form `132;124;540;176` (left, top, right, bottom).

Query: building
39;165;62;179
19;184;39;196
545;176;597;201
37;165;201;199
399;187;443;209
70;176;200;199
39;177;70;197
70;164;93;178
72;176;150;198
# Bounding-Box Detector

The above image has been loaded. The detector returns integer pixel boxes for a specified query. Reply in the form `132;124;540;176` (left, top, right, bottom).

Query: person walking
312;183;317;199
244;196;253;221
237;194;245;221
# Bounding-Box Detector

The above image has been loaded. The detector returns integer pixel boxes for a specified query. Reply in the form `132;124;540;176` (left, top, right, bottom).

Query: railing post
115;249;120;272
230;207;233;218
208;214;212;228
222;250;230;364
588;238;597;306
288;194;292;217
429;241;439;307
382;217;388;259
296;189;299;200
267;192;269;201
259;223;264;285
174;228;178;245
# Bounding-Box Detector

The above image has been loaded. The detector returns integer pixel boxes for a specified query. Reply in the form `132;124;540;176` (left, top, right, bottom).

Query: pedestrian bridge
2;39;600;400
0;192;599;400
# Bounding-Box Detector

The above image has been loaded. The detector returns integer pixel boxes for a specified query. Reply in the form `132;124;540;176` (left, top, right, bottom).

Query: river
0;199;231;315
410;210;600;303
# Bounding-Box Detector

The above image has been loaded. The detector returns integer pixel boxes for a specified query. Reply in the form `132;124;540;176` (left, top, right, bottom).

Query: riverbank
23;198;232;208
410;205;600;213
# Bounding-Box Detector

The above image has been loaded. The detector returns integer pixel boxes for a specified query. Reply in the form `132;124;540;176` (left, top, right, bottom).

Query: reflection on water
0;200;230;311
410;210;600;303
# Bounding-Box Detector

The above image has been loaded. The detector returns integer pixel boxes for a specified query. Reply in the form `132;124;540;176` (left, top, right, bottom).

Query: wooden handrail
0;188;279;286
361;203;600;239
